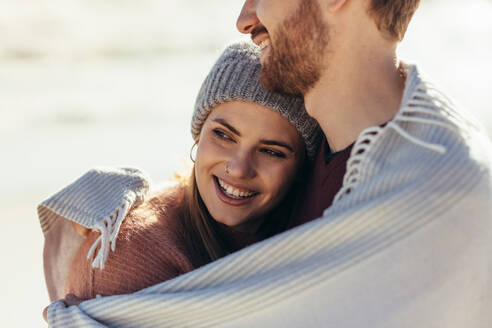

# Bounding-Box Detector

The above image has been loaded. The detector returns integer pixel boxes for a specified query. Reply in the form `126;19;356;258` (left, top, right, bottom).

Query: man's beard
259;0;329;96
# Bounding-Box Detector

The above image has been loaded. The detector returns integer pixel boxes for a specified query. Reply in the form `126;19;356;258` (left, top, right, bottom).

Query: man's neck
305;49;406;152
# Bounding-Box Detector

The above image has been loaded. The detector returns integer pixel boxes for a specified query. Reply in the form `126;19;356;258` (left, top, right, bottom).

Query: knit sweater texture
64;187;191;299
64;187;258;299
42;63;492;328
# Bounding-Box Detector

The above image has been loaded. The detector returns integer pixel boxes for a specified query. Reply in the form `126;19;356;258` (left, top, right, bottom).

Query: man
232;0;492;326
44;1;491;327
236;0;420;225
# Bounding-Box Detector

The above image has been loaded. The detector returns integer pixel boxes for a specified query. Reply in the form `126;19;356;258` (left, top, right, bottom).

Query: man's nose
236;0;260;34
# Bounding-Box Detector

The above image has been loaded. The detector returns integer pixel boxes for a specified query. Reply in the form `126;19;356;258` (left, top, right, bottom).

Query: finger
65;293;76;301
71;221;90;238
42;306;48;322
64;293;85;306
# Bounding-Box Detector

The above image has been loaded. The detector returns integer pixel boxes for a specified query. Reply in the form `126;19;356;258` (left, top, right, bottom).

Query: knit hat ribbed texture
192;42;320;158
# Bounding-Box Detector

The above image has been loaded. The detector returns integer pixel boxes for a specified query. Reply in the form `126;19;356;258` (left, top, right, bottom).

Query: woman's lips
213;176;258;206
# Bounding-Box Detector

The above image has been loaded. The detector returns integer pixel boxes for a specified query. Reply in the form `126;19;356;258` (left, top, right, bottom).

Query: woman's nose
236;0;260;35
225;155;257;180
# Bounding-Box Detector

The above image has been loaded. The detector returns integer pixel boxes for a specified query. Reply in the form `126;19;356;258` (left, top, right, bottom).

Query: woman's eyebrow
212;118;294;153
260;140;295;153
212;118;241;136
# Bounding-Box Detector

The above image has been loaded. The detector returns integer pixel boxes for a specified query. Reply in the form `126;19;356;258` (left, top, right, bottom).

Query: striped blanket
39;64;492;327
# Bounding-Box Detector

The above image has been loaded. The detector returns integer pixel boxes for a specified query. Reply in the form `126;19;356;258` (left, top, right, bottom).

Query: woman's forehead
206;101;301;142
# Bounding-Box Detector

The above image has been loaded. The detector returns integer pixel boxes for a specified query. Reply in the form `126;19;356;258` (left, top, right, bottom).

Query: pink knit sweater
65;186;257;299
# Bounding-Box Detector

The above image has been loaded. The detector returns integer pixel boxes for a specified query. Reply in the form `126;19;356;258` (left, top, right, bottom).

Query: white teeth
217;178;255;199
259;39;271;51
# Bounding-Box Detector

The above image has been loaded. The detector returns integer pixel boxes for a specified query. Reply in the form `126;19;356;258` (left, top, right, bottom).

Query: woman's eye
261;148;286;158
213;129;233;141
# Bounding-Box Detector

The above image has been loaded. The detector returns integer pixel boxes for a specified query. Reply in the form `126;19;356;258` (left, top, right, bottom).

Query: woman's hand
42;294;85;322
71;221;91;238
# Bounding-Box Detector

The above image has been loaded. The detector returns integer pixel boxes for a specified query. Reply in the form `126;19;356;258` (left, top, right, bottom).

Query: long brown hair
177;157;308;268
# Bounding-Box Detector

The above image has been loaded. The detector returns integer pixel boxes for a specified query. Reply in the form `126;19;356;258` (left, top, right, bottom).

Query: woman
41;42;320;306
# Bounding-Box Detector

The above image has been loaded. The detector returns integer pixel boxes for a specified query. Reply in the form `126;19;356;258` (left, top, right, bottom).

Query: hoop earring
190;142;198;163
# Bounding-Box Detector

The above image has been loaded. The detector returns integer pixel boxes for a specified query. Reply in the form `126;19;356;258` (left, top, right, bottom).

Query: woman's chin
211;212;248;228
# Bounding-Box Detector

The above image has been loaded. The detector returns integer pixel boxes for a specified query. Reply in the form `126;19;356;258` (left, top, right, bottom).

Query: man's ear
326;0;348;13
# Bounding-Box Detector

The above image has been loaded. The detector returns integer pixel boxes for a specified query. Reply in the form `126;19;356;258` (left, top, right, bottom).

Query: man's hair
368;0;421;41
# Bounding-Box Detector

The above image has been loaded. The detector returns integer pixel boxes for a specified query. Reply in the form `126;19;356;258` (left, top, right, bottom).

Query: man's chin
259;68;302;96
259;68;281;93
259;60;287;93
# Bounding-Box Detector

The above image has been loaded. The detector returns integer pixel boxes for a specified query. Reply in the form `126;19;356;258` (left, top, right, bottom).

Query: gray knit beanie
192;42;320;158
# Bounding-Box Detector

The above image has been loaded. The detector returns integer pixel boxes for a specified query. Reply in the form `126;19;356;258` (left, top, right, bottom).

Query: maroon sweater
289;137;353;227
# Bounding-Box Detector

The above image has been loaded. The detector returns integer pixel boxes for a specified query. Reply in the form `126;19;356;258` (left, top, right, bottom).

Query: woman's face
195;100;305;231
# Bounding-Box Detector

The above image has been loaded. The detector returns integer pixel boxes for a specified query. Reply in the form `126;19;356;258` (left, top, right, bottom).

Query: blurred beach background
1;0;491;326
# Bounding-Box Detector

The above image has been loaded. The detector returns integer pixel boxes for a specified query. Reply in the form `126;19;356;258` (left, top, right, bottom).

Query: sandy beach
1;0;491;326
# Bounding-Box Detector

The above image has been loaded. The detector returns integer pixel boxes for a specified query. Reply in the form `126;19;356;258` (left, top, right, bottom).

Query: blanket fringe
86;200;132;270
333;81;458;204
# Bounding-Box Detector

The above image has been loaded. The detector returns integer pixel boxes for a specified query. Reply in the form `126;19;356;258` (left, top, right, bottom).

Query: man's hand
43;294;85;322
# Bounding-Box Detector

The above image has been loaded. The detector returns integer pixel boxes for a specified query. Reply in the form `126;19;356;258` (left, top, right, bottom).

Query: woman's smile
213;175;259;205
